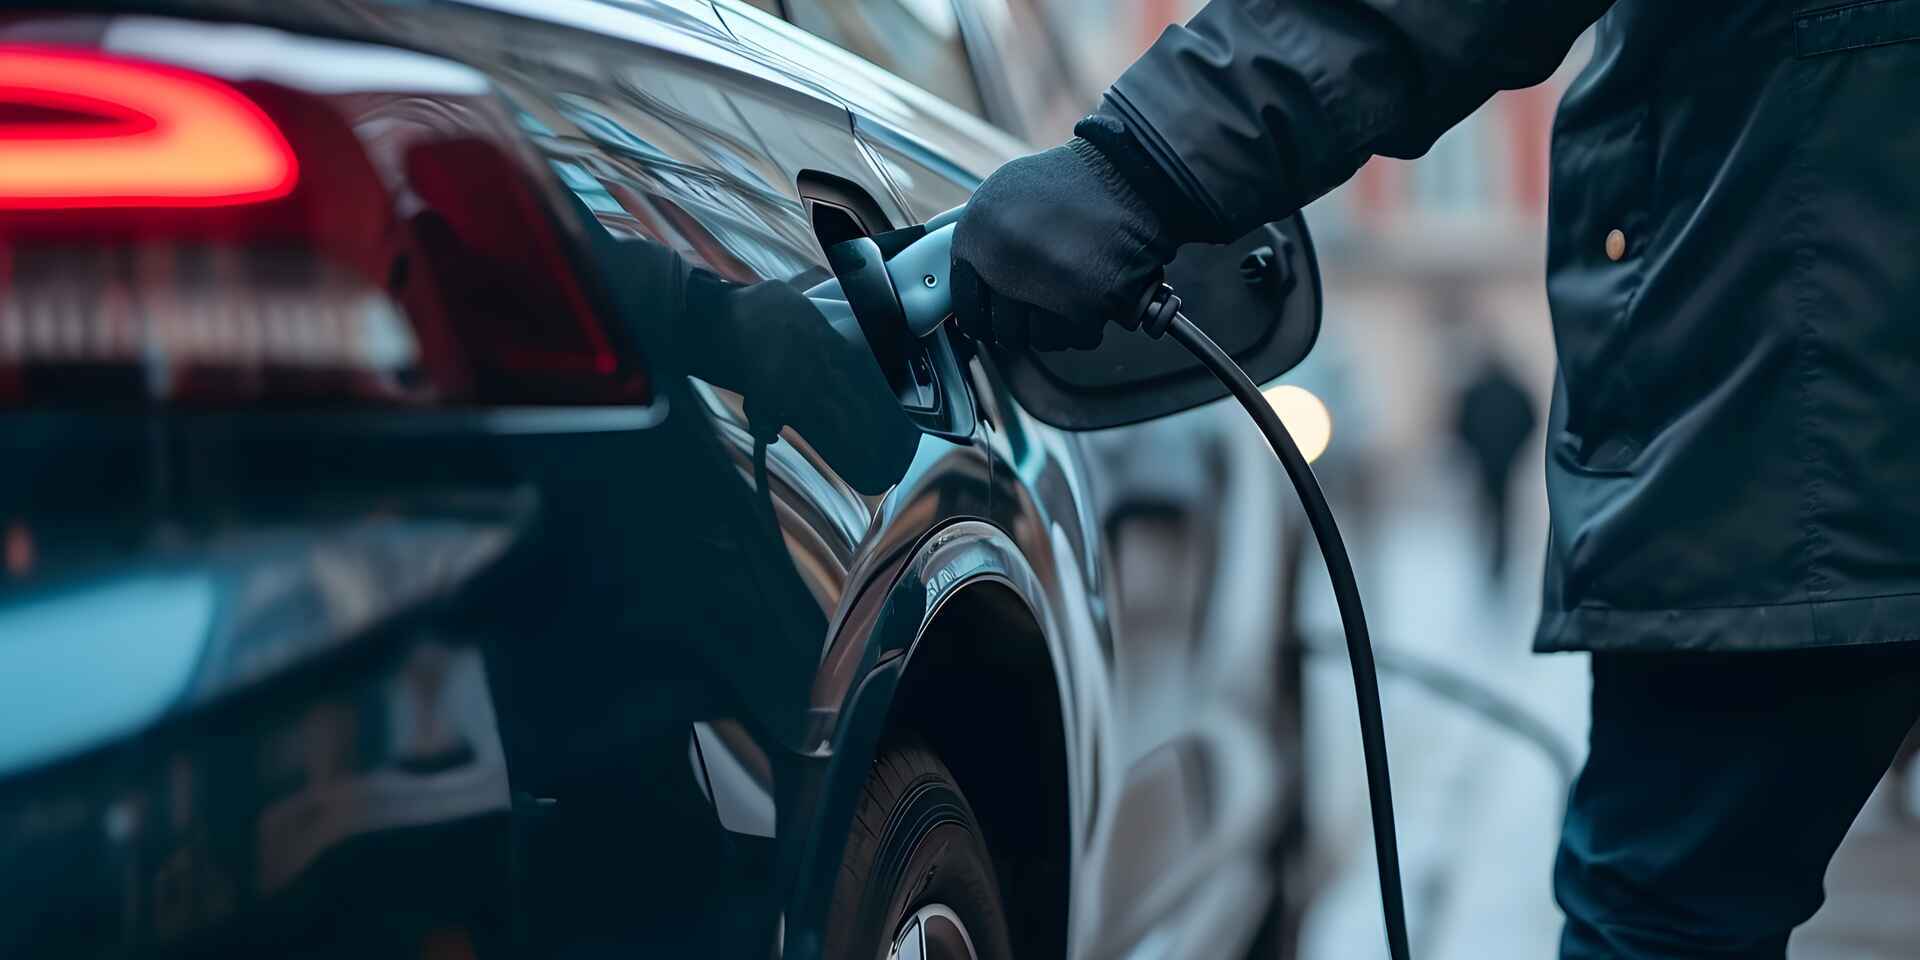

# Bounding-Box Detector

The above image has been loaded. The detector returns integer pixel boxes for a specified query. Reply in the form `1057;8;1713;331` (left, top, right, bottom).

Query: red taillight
0;32;649;411
0;46;297;209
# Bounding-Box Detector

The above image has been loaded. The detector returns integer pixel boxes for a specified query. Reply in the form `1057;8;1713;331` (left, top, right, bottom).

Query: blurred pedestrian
948;2;1920;956
1453;356;1537;583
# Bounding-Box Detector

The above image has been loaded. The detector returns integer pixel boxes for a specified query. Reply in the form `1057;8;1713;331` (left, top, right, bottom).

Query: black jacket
1100;0;1920;653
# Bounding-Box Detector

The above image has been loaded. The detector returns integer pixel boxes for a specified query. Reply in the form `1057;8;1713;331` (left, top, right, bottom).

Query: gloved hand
951;136;1180;351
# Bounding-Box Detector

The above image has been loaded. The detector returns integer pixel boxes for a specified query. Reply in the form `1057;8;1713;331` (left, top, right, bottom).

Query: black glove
951;135;1179;352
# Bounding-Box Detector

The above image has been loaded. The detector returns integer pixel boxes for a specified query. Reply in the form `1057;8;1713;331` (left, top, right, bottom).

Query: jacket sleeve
1102;0;1615;241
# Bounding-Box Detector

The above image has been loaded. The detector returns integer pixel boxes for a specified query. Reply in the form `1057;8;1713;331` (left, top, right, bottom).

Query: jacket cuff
1073;108;1231;248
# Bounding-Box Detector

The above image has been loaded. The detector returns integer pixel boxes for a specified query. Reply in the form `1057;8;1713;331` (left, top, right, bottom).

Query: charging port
801;178;971;440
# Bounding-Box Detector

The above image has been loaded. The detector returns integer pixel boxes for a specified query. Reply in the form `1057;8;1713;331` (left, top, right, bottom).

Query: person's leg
1485;474;1512;582
1555;644;1920;959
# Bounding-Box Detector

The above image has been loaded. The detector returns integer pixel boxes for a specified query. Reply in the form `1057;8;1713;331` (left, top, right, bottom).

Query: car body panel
0;2;1295;958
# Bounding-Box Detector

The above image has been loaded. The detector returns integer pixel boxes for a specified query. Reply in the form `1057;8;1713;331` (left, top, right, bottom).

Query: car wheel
823;737;1015;960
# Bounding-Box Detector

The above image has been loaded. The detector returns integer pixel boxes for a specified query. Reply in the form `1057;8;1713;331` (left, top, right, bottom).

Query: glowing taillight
0;33;648;411
0;46;297;209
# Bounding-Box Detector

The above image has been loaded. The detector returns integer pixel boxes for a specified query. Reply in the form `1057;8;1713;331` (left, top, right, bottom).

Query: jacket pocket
1545;87;1656;457
1796;0;1920;57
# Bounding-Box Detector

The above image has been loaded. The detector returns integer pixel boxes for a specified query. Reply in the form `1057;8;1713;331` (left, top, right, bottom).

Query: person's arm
1098;0;1614;243
952;0;1615;350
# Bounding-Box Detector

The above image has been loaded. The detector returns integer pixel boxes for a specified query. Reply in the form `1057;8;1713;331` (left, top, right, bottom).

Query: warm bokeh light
0;46;297;208
1261;384;1333;464
4;521;32;578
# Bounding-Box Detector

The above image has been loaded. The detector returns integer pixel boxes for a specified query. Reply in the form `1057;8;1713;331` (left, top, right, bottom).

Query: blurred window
1412;109;1496;213
784;0;987;116
986;0;1090;140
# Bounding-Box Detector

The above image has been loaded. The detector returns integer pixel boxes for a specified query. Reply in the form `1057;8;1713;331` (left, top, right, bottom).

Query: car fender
785;518;1081;956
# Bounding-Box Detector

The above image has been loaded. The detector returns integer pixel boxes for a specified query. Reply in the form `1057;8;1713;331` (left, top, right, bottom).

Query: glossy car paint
0;2;1294;958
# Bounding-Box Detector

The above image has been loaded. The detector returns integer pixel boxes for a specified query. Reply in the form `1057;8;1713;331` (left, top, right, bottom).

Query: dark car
0;2;1321;957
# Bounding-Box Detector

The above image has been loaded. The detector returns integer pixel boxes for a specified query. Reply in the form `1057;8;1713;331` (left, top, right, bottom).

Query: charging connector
1118;282;1184;340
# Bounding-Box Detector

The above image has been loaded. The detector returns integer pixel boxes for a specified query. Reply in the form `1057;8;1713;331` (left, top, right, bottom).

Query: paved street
1289;446;1920;959
1796;780;1920;959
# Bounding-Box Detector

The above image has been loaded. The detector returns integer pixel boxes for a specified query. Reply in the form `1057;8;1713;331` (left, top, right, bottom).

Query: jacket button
1605;229;1628;262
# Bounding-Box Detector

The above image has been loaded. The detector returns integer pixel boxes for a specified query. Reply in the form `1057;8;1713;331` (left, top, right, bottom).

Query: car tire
823;737;1015;960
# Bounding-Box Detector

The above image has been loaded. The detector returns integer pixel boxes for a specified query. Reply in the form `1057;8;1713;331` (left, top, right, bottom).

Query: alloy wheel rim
886;904;978;960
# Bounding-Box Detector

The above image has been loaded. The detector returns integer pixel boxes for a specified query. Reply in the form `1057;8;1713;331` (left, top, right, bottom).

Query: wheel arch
890;579;1070;959
798;521;1074;959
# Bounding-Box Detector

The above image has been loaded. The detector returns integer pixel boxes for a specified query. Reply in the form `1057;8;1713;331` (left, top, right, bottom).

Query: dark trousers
1556;645;1920;959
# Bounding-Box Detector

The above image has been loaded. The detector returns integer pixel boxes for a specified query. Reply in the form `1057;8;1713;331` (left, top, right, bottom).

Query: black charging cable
1127;282;1413;960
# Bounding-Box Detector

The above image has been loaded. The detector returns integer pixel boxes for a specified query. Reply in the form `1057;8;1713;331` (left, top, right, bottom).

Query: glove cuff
1073;111;1226;250
1063;135;1178;269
